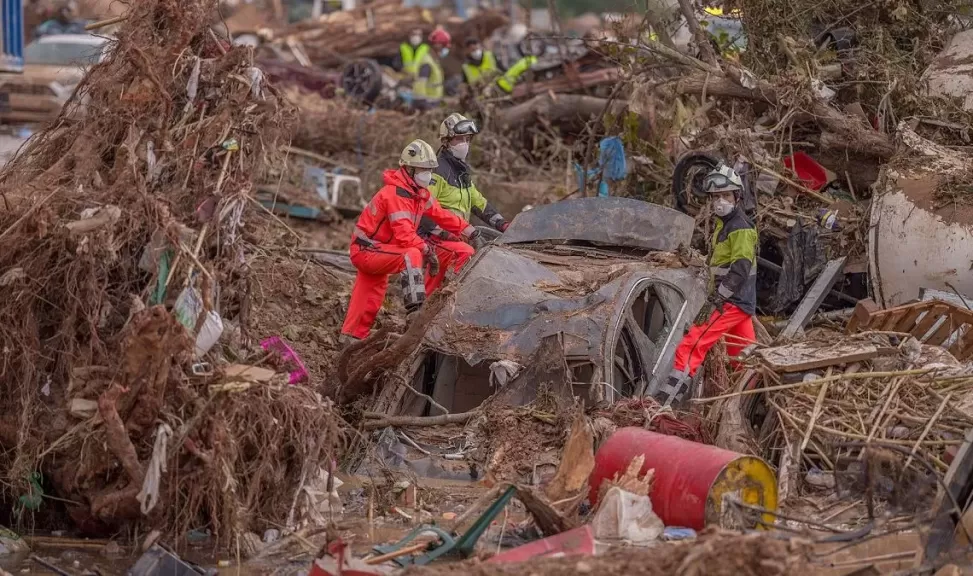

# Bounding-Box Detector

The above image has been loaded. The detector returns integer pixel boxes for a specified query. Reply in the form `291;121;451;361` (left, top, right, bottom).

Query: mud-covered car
384;197;709;415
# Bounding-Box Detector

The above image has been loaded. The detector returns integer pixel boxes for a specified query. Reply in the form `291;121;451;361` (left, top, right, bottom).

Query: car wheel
341;59;383;104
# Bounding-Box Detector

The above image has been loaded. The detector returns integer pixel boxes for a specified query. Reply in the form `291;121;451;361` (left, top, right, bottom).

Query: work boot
654;373;691;408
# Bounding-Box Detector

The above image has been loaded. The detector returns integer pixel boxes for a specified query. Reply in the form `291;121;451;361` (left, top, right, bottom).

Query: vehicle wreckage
373;198;708;417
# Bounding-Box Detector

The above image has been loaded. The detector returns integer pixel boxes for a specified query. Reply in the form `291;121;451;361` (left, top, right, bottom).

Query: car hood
421;243;706;367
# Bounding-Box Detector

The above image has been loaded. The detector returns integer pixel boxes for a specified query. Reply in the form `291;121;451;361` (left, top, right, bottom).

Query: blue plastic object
574;137;627;198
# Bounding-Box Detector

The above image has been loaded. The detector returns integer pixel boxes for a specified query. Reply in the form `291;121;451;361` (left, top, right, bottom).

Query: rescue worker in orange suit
655;164;758;407
340;139;483;343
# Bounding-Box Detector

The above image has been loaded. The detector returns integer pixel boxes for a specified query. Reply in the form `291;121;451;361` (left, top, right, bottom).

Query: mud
403;530;811;576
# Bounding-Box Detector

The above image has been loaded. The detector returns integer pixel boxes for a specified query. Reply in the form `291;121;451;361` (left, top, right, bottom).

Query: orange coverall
340;168;475;339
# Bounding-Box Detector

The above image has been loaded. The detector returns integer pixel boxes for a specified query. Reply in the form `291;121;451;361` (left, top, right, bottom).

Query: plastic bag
591;486;664;545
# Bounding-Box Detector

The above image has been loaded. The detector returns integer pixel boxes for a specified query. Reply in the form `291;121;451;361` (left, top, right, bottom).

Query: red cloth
352;168;473;250
424;238;474;294
672;303;755;376
341;243;424;339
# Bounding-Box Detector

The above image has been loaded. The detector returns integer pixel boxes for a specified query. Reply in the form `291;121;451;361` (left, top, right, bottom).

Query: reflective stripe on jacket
400;42;430;75
414;51;444;102
462;51;499;85
353;168;473;250
710;207;758;315
496;56;537;93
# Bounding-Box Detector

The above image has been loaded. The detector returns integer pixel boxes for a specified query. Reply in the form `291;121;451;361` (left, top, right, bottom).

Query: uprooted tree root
0;0;346;546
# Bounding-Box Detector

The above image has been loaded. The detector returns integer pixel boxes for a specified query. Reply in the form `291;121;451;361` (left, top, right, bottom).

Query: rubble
0;0;347;548
7;0;973;571
403;529;812;575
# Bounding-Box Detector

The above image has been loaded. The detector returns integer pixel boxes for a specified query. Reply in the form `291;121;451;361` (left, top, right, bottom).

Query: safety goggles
452;119;479;136
702;173;740;194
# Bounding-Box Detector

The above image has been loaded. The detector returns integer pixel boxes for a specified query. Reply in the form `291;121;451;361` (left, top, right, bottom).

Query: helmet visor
452;119;479;136
702;173;740;194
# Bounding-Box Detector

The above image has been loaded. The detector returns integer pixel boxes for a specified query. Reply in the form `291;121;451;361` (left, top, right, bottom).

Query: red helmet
428;28;451;48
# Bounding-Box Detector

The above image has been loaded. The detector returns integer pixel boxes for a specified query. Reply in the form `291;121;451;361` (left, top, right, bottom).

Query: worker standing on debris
417;113;502;293
461;38;499;89
412;28;450;110
655;165;758;407
340;140;482;342
397;28;429;76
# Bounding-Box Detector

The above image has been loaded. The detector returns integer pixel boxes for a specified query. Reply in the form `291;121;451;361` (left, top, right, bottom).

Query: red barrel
588;428;777;530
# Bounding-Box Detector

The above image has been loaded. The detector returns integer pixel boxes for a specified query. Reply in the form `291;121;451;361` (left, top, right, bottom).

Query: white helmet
702;164;743;194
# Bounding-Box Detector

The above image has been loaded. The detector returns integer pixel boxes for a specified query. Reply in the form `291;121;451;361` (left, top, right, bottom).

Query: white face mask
470;49;483;60
449;141;470;160
440;48;450;58
410;35;422;46
712;197;735;218
414;170;433;188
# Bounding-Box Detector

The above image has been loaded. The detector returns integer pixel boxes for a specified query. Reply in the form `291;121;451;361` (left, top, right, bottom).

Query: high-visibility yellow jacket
710;207;758;315
462;50;499;85
427;149;507;231
399;42;430;76
413;51;443;102
496;55;537;93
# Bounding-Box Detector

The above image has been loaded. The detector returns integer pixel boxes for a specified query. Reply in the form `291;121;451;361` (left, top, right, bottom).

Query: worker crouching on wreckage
656;164;758;406
340;139;483;343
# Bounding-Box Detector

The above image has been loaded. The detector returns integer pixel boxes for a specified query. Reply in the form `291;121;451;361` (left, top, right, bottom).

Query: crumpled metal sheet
499;197;695;252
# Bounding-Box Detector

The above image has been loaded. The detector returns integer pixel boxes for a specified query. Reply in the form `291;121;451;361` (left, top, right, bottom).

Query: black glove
469;229;487;250
707;291;726;312
424;247;440;277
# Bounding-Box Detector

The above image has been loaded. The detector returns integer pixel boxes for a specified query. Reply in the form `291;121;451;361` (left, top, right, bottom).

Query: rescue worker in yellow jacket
412;27;450;110
422;113;509;239
397;28;429;76
461;37;499;88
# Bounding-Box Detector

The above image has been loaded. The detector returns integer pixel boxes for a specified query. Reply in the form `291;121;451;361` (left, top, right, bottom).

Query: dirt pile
0;0;346;546
404;530;811;576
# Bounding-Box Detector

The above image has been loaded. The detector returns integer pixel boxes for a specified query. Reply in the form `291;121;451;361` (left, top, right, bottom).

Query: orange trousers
672;303;755;376
341;243;424;339
341;240;474;339
424;238;475;294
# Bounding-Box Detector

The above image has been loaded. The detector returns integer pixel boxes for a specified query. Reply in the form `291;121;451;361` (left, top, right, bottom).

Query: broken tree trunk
339;287;453;403
676;75;895;159
494;94;628;131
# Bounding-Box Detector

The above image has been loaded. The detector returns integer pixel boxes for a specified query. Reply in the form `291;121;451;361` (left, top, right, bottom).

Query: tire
671;151;722;215
341;59;383;104
671;152;757;218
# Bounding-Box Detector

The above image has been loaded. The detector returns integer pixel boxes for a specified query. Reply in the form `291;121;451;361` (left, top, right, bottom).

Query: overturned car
382;198;708;415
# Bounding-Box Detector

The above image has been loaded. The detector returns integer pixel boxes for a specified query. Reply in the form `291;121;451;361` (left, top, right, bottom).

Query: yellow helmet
439;112;479;141
399;139;439;169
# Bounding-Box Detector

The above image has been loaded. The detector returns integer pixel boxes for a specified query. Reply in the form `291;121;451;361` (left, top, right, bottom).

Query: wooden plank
912;305;948;341
893;303;929;333
927;316;958;346
757;341;883;373
846;298;880;334
878;309;906;331
949;326;973;360
780;257;847;341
